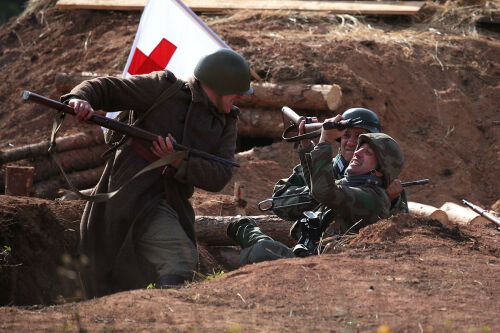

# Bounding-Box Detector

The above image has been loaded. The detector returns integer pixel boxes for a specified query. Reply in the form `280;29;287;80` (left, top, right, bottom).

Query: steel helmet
357;133;404;188
194;49;253;95
342;108;381;133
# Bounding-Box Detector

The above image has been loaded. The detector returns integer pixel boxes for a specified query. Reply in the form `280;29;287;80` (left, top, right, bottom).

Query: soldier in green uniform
272;108;408;222
65;49;253;296
227;114;404;265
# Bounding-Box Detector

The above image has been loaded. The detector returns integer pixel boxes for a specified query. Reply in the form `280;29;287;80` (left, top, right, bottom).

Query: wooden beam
56;0;425;15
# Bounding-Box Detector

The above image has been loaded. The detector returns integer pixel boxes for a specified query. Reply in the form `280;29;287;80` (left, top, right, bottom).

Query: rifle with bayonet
462;199;500;229
258;179;430;212
281;106;362;143
22;91;239;167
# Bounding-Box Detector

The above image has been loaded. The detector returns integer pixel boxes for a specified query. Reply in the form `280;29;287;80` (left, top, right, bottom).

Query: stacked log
55;72;343;113
34;166;105;198
1;131;106;198
408;202;451;227
0;131;104;164
440;202;489;226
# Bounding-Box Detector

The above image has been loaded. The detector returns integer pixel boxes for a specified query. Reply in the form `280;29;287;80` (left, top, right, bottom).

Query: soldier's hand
151;134;182;169
386;179;403;201
298;119;315;148
68;99;94;121
319;114;345;144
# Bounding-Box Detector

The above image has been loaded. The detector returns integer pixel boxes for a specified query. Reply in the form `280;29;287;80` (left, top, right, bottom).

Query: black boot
226;217;273;249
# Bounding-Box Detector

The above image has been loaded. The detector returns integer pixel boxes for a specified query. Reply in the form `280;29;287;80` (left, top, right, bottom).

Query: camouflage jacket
272;144;407;221
301;142;391;234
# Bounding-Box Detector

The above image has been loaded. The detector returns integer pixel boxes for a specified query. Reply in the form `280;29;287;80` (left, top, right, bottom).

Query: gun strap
49;147;188;202
282;124;322;143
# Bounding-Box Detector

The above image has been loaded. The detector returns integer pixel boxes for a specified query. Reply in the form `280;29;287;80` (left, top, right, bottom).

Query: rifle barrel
22;91;239;167
401;179;429;187
462;199;500;228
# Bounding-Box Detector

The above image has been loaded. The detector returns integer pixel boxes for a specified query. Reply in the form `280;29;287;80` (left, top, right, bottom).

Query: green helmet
357;133;404;188
342;108;381;133
194;49;253;95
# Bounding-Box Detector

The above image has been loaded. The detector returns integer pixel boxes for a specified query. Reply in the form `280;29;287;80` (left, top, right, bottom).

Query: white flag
123;0;229;79
106;0;229;120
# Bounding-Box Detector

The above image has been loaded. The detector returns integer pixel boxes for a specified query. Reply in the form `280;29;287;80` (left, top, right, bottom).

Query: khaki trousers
136;199;198;279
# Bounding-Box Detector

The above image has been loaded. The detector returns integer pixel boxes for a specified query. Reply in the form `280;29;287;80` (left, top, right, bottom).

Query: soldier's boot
156;274;187;289
226;217;274;249
227;218;295;265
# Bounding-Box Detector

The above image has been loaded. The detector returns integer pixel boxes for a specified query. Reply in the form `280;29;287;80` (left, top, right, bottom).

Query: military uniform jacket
61;71;238;297
273;145;408;221
300;142;391;234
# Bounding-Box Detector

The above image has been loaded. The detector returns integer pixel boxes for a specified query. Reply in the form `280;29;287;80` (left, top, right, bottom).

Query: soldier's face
345;143;379;177
340;127;369;161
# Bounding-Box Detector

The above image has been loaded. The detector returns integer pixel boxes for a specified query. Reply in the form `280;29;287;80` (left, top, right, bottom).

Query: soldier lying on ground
227;115;404;265
272;108;408;222
63;49;253;297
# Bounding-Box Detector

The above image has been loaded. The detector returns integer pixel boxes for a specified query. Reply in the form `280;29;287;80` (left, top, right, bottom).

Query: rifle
462;199;500;229
22;91;239;167
258;178;430;212
281;106;362;142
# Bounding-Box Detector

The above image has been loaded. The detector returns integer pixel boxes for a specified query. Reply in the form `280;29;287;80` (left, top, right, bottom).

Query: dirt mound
0;201;498;331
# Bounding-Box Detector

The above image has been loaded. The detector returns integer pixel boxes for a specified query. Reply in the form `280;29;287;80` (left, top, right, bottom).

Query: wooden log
0;132;104;164
54;72;342;112
237;108;283;138
408;201;451;227
0;145;107;191
5;166;34;196
55;72;119;94
239;82;342;112
33;166;105;199
56;0;425;15
440;202;489;226
195;215;294;247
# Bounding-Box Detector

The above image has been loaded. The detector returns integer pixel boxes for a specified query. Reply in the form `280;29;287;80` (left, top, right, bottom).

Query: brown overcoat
62;70;238;297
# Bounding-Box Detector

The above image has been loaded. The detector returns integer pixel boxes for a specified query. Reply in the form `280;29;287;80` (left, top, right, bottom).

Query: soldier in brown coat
62;49;253;297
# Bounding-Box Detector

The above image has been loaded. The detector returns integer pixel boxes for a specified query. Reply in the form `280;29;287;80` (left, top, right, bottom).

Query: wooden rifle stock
22;91;239;167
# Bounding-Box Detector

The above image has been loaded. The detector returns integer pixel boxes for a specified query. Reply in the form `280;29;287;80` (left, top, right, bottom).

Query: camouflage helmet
194;49;253;95
357;133;404;188
342;108;381;133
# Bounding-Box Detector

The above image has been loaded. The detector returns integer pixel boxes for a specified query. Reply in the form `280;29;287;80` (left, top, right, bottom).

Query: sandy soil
0;0;499;331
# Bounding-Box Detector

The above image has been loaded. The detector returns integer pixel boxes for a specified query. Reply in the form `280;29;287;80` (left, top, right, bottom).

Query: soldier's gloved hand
68;99;94;121
319;114;345;144
151;134;183;169
386;179;403;201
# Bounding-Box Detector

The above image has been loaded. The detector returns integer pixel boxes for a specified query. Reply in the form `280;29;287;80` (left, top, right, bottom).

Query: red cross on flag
103;0;229;121
123;0;229;79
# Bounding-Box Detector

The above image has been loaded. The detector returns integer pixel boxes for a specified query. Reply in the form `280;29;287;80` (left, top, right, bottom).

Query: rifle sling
282;124;322;142
103;78;185;156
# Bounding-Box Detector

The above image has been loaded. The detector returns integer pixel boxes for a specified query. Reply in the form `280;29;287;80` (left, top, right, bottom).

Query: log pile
1;131;106;199
54;72;343;140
